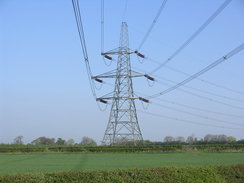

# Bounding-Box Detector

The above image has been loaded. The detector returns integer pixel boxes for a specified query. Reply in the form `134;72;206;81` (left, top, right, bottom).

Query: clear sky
1;0;244;144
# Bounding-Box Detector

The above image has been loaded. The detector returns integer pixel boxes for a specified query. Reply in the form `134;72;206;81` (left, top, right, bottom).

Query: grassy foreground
0;165;243;183
0;152;244;175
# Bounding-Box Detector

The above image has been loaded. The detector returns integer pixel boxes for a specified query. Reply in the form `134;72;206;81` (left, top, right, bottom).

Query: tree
204;134;213;142
175;136;185;143
186;134;197;144
218;135;228;142
13;136;24;145
227;136;236;143
56;138;66;145
80;136;97;146
31;137;55;145
204;134;228;143
186;136;194;144
65;139;75;146
164;136;174;143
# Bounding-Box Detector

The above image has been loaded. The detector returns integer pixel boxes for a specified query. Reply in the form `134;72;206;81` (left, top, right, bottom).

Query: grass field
0;152;243;175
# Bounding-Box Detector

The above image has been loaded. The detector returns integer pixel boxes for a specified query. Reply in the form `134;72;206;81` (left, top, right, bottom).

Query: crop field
0;152;244;175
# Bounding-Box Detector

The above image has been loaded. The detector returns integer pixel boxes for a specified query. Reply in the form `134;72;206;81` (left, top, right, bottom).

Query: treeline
161;134;242;145
6;134;244;146
1;133;244;153
10;136;97;146
0;164;243;183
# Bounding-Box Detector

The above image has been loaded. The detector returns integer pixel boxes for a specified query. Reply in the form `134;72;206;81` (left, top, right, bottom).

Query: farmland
0;152;244;175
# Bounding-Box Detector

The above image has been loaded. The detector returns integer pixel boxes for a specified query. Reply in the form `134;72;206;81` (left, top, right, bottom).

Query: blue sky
1;0;244;144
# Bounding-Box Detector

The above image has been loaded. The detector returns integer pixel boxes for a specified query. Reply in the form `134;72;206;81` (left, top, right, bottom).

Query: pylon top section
119;22;129;49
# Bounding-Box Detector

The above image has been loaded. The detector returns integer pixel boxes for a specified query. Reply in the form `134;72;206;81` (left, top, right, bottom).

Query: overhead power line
136;91;244;119
144;56;244;95
153;74;244;103
152;101;244;127
152;97;244;119
148;43;244;99
134;66;244;110
134;65;244;103
164;64;244;95
155;80;244;110
149;0;232;74
72;0;97;98
137;110;244;131
137;0;168;51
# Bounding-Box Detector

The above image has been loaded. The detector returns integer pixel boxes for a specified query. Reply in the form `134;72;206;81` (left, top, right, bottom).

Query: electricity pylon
93;22;153;145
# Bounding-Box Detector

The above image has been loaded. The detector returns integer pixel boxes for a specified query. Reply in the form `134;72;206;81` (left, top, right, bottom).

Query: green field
0;152;244;175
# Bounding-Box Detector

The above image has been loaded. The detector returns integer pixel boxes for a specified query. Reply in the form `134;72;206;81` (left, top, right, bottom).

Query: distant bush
0;164;243;183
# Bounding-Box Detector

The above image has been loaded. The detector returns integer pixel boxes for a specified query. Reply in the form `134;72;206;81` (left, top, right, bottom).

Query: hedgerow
0;144;243;153
0;165;243;183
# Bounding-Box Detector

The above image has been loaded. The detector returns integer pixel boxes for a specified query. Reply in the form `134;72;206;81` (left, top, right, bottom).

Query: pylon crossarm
103;51;135;55
97;96;149;103
92;74;144;79
97;96;139;101
92;69;145;79
102;47;135;55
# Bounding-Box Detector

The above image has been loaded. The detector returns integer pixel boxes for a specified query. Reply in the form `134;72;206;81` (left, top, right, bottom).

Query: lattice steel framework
103;22;143;145
94;22;146;145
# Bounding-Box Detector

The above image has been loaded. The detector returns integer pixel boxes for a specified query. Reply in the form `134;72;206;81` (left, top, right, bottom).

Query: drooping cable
137;0;168;51
148;43;244;99
133;66;244;110
153;73;244;103
139;92;244;119
71;0;97;98
156;79;244;110
137;110;244;131
149;0;232;74
145;56;244;95
154;98;244;119
151;101;244;127
137;63;244;103
165;64;244;95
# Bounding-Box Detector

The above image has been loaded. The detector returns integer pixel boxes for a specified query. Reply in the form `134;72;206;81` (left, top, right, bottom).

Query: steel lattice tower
94;22;150;145
102;22;142;145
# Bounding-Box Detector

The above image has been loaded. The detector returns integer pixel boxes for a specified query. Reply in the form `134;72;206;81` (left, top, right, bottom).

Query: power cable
138;91;244;119
134;66;244;110
137;0;168;51
71;0;97;98
148;44;244;99
151;101;244;127
152;73;244;103
146;56;244;95
137;109;244;131
152;96;244;119
149;0;232;74
155;77;244;110
165;64;244;95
